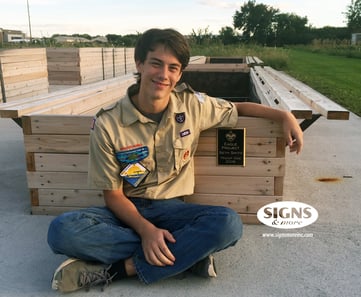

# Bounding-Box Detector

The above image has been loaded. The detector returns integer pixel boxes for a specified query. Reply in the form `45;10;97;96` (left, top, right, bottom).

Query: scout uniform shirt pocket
173;137;193;173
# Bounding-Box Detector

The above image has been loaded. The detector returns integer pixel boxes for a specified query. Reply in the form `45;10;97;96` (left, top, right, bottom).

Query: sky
0;0;352;38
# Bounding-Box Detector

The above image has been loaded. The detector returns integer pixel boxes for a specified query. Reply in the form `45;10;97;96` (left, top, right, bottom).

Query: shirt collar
120;84;185;126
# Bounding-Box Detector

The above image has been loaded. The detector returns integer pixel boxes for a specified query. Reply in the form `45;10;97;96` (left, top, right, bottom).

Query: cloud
197;0;240;10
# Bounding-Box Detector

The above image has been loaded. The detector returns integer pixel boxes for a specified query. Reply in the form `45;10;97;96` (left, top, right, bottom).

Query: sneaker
191;255;217;278
51;258;116;293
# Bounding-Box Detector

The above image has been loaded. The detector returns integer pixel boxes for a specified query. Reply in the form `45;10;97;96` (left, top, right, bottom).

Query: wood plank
253;66;313;119
22;115;283;137
4;78;48;98
189;56;207;64
185;193;281;213
4;77;48;92
22;115;92;134
194;176;274;196
196;136;278;157
24;135;90;153
2;71;48;85
250;68;279;108
25;84;125;115
31;206;86;215
27;171;89;189
184;63;249;73
263;66;349;120
201;117;284;138
34;153;89;172
38;189;104;207
30;205;260;224
4;89;48;103
0;75;134;118
194;156;285;177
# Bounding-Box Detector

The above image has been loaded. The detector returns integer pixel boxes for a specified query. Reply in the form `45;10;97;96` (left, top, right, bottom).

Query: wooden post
0;57;6;103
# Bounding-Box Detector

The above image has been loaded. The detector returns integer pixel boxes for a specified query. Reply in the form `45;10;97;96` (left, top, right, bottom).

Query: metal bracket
299;114;322;132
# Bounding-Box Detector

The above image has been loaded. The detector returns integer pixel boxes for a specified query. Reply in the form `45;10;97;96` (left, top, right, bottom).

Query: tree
273;13;311;46
219;26;239;45
106;34;123;45
345;0;361;32
189;27;214;45
233;0;279;45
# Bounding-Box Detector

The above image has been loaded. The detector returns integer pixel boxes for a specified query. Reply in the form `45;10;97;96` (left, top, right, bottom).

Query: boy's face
136;44;183;102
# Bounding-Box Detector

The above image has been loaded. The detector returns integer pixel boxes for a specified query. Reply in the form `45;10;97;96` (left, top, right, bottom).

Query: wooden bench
0;74;134;119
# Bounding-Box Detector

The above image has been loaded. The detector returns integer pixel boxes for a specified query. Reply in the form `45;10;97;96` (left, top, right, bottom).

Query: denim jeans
47;198;243;284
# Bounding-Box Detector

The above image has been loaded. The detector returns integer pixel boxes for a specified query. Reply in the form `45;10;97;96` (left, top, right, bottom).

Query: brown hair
134;28;190;83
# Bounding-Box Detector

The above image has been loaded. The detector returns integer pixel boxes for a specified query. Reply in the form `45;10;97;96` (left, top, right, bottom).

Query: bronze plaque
217;128;246;166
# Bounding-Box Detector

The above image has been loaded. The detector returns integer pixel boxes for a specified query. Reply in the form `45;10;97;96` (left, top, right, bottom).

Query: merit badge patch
120;163;149;187
175;112;186;123
116;145;149;164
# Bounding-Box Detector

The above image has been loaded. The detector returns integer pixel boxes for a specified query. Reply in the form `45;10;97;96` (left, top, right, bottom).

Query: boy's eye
169;65;180;72
151;61;161;66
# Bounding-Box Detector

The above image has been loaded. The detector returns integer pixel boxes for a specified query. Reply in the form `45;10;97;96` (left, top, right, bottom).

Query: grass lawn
285;49;361;116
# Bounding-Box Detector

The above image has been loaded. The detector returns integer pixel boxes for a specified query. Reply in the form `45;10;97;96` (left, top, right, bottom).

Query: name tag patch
180;129;191;138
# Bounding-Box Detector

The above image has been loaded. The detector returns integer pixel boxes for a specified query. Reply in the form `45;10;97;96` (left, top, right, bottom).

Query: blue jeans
47;198;243;284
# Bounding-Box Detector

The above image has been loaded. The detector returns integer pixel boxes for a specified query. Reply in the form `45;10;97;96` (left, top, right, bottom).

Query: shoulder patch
194;91;205;103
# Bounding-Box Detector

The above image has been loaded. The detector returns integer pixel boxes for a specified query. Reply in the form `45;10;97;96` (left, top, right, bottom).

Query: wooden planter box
23;115;285;225
46;47;136;85
0;48;49;103
15;60;284;224
0;55;349;224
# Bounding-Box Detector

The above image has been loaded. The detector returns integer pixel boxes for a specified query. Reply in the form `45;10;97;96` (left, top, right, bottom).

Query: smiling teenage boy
47;28;303;293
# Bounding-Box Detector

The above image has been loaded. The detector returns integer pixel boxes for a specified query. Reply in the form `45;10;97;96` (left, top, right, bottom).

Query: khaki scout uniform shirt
88;83;238;199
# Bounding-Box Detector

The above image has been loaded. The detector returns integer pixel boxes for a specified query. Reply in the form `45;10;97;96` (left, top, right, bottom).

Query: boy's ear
135;60;143;72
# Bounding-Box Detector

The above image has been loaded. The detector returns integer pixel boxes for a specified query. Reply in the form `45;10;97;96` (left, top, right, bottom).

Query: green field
191;45;361;116
285;49;361;117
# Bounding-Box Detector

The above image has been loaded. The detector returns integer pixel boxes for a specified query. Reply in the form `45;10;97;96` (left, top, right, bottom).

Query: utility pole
27;0;32;42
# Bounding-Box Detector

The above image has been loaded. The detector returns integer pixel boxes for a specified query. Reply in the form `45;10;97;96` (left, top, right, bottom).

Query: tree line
6;0;360;48
105;1;360;47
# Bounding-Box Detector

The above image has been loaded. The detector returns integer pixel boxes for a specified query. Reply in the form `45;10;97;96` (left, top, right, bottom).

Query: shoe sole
208;255;217;277
51;258;79;290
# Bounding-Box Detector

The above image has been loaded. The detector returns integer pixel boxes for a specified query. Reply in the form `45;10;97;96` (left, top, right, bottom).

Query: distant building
0;28;26;43
91;36;108;43
53;35;108;44
351;33;361;45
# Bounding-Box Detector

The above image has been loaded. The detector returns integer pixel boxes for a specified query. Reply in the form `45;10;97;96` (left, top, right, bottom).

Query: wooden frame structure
0;54;350;224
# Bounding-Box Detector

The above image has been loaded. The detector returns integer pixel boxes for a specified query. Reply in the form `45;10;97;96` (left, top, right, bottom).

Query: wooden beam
264;66;349;120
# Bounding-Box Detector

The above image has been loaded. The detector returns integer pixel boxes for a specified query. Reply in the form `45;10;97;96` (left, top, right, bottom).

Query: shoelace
79;265;117;292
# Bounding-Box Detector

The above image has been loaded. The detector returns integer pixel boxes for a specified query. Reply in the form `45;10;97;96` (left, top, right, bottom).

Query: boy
48;28;303;292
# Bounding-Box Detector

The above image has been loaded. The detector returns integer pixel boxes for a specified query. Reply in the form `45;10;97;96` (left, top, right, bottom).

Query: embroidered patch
194;92;205;103
175;112;186;123
116;145;149;164
183;149;190;161
180;129;191;138
90;118;96;130
120;162;149;187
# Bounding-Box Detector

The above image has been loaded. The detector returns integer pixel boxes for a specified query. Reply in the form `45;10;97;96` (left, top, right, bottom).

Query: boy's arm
235;102;303;154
